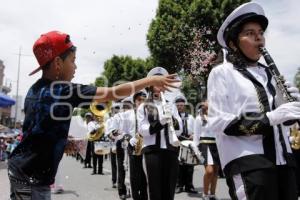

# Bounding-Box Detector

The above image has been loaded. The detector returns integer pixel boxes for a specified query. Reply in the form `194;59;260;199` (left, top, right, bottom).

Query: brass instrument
290;125;300;150
88;102;110;141
133;133;143;156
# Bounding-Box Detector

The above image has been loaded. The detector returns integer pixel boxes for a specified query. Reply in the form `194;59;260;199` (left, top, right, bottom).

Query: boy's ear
53;57;63;71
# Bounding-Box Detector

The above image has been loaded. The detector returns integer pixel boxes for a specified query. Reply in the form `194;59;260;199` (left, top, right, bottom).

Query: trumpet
133;133;143;156
160;92;180;147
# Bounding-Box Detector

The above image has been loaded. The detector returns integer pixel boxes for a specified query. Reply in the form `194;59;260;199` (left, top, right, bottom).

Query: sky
0;0;299;103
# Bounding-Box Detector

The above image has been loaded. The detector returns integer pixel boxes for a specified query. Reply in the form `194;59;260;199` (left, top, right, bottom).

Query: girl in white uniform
137;67;183;200
208;2;300;200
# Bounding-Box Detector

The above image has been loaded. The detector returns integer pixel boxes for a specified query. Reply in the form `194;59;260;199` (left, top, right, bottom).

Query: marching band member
137;67;183;200
174;95;197;194
113;97;133;200
194;101;220;200
208;2;300;199
105;102;121;188
86;112;104;175
128;90;148;200
84;112;93;169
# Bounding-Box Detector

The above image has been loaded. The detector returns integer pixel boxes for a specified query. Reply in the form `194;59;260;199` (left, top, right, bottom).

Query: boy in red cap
7;30;178;200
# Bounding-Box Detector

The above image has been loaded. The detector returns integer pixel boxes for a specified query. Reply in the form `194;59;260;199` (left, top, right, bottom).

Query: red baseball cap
29;31;74;76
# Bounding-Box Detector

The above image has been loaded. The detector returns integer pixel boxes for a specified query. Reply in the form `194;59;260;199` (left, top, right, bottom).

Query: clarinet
259;46;299;125
259;47;296;104
160;92;180;147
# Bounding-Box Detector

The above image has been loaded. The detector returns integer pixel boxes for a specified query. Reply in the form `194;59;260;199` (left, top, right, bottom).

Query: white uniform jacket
193;115;216;146
207;62;294;176
137;101;183;153
178;113;194;141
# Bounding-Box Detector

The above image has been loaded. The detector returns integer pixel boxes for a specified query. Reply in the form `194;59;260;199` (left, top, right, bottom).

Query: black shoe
119;194;130;200
185;187;198;194
87;165;92;168
112;183;117;188
91;172;97;175
98;172;104;175
175;187;184;194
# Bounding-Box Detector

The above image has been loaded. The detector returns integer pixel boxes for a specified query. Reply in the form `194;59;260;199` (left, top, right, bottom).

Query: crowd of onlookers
0;122;23;162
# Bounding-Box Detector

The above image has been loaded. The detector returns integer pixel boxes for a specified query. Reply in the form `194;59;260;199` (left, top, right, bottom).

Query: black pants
293;149;300;196
84;141;92;167
116;141;127;196
177;164;194;189
129;154;148;200
110;151;117;184
143;150;179;200
226;165;298;200
8;164;51;200
91;141;103;173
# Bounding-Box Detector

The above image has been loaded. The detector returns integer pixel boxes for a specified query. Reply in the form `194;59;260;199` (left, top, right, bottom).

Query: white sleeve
104;118;113;136
120;110;135;137
137;103;151;137
207;67;236;134
187;115;195;136
87;121;96;133
193;116;202;145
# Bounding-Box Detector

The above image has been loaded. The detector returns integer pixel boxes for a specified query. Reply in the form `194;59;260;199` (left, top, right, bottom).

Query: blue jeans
8;166;51;200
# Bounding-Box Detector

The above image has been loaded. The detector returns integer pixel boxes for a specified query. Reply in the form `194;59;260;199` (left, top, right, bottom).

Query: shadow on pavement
53;190;80;198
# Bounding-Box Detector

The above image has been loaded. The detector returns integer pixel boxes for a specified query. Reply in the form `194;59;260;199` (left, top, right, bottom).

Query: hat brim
29;66;42;76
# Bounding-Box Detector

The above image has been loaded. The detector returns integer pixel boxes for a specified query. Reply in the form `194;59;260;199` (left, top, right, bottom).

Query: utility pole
14;47;21;128
13;47;33;128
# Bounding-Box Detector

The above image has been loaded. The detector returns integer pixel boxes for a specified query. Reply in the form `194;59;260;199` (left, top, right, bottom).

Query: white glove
116;134;123;141
163;104;172;115
284;81;300;101
266;102;300;125
160;114;172;125
129;137;137;146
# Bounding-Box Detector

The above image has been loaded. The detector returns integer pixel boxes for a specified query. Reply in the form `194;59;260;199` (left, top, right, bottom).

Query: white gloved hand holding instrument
266;102;300;126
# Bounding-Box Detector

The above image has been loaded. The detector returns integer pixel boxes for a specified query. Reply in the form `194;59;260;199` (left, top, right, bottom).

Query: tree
147;0;250;102
94;55;154;87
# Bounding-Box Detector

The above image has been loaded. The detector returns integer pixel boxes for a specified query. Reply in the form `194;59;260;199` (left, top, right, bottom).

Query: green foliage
147;0;250;102
147;0;250;74
94;55;154;87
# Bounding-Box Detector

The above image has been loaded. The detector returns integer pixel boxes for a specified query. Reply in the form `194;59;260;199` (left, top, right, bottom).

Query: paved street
0;156;231;200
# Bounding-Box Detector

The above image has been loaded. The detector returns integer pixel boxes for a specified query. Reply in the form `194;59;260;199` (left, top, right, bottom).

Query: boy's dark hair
43;46;77;70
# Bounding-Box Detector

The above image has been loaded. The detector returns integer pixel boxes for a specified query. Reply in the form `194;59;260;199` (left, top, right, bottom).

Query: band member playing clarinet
137;67;183;200
208;2;300;200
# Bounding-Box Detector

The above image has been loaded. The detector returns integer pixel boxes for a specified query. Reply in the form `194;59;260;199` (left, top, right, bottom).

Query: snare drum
178;140;200;165
94;141;111;155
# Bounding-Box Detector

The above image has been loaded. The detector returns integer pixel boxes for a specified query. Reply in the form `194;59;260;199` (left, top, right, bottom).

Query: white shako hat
217;2;268;48
147;67;168;77
174;94;187;103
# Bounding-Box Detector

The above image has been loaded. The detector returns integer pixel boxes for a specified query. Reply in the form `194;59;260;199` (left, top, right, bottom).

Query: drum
178;140;204;165
94;141;111;155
